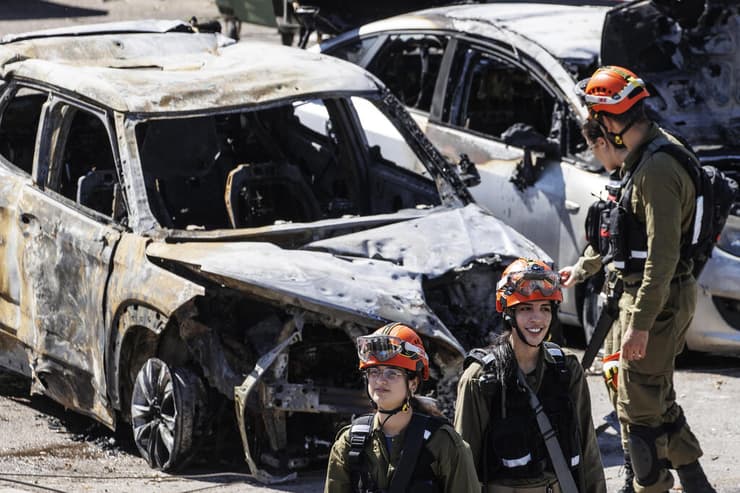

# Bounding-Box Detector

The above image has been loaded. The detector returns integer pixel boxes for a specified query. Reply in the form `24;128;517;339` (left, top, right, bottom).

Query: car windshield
134;95;440;230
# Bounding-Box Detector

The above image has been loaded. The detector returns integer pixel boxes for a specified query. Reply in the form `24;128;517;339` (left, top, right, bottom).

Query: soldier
325;322;479;493
455;258;605;493
560;65;716;493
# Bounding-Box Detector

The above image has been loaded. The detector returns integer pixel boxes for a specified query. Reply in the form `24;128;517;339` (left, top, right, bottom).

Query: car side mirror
455;153;481;188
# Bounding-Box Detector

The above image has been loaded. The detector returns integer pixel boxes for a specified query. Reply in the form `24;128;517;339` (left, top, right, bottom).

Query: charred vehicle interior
0;26;548;483
134;98;440;231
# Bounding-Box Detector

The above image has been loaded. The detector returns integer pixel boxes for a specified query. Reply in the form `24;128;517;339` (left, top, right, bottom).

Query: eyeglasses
365;367;406;381
356;335;425;364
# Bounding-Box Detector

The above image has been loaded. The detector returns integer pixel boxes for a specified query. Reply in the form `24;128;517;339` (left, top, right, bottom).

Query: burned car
319;1;740;354
0;20;546;480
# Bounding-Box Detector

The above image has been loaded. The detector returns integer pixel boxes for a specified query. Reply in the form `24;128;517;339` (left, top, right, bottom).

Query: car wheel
131;358;206;471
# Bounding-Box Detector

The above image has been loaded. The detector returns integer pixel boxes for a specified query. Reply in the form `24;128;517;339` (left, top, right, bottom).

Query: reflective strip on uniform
571;455;580;467
630;250;647;259
423;430;431;440
502;453;532;468
692;196;703;245
614;261;625;268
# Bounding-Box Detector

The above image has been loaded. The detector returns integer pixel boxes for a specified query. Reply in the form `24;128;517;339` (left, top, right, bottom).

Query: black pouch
585;199;607;251
607;206;627;269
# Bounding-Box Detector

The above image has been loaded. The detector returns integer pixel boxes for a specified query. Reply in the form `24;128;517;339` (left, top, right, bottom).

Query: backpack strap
543;341;570;387
464;347;496;370
515;366;579;493
348;413;375;490
631;140;704;254
388;413;444;493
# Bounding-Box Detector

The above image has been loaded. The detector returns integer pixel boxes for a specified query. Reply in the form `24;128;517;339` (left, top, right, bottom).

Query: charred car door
12;95;123;426
0;84;47;376
428;40;605;275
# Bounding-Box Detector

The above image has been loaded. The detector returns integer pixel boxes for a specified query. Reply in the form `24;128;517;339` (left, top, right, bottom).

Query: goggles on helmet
497;265;561;297
356;334;425;364
574;75;647;110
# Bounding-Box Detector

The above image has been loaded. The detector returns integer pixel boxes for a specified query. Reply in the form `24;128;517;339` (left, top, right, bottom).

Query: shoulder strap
464;347;496;370
388;413;438;493
348;414;375;471
543;341;565;365
516;368;579;493
543;341;569;384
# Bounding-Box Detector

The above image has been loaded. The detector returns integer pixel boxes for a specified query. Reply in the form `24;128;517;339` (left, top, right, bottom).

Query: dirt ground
2;353;740;492
1;2;740;492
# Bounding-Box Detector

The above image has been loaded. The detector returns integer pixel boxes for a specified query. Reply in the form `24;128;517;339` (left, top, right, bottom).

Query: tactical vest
466;342;582;484
585;135;696;274
347;412;446;493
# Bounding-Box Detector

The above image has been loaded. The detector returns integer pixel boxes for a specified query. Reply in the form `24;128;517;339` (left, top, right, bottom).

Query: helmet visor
356;334;424;364
505;269;561;297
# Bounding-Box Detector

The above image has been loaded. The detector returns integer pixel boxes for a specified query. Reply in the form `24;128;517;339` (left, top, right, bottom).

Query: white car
319;1;740;354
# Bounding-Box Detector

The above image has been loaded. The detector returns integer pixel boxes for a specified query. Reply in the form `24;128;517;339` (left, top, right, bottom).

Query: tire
131;358;206;471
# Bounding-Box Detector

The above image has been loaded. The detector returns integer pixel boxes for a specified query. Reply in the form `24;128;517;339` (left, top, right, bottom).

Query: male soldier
559;66;716;493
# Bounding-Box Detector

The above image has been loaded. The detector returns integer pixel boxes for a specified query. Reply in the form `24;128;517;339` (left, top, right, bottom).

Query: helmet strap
598;114;638;149
506;309;550;349
368;374;415;422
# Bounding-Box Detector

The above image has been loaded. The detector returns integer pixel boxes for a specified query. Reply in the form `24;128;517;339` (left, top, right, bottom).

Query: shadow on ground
0;0;106;21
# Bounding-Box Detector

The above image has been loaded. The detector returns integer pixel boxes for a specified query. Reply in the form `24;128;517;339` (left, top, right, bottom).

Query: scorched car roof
0;30;381;113
352;3;609;62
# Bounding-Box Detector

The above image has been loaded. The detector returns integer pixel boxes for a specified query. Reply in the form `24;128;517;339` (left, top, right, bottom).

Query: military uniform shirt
325;413;480;493
454;346;606;493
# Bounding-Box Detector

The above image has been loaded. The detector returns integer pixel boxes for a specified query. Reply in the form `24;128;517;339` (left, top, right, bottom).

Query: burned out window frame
125;97;375;230
0;81;49;177
39;93;129;226
323;34;385;67
443;39;562;142
366;31;451;115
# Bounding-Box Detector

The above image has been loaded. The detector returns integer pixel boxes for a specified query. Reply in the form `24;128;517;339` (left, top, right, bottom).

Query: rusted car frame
0;21;547;481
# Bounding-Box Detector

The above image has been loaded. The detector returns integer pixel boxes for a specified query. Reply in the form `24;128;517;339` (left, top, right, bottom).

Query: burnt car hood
602;0;740;152
146;204;546;352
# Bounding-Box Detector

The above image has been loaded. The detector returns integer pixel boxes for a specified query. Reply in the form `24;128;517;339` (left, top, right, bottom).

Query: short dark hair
598;99;647;126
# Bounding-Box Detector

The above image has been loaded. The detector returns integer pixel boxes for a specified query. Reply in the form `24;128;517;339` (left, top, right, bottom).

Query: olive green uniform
571;123;704;493
454;346;606;493
324;413;480;493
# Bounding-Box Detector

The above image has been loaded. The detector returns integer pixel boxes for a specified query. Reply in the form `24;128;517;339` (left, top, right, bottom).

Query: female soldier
454;258;606;493
325;322;479;493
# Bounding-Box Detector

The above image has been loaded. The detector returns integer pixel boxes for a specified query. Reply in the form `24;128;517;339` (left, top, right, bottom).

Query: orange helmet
575;65;649;115
357;323;430;380
496;258;563;312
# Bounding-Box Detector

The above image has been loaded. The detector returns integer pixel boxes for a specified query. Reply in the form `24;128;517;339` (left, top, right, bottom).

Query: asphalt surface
0;2;739;492
2;352;740;492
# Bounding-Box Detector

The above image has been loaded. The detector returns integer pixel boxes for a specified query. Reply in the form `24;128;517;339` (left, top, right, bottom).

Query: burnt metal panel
104;233;204;411
0;38;381;113
14;186;121;426
306;203;545;275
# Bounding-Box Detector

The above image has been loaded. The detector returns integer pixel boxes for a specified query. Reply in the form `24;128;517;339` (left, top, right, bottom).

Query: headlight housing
716;214;740;257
